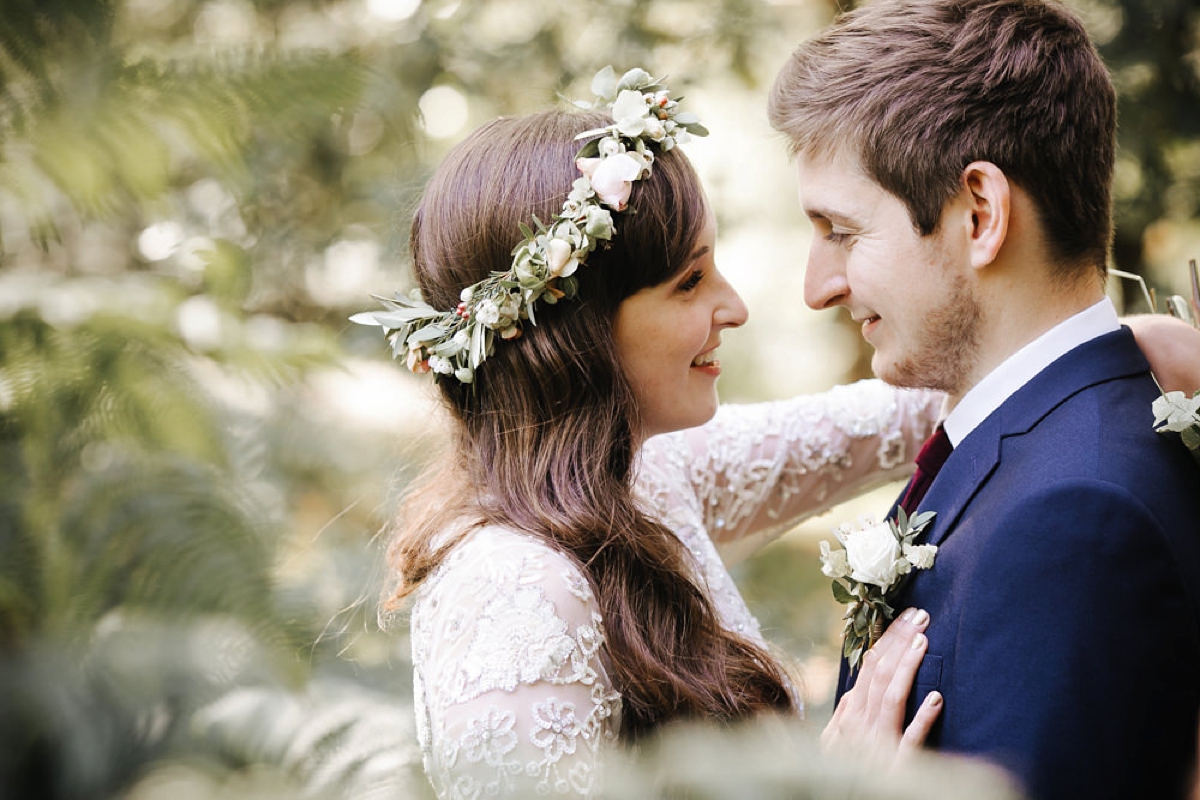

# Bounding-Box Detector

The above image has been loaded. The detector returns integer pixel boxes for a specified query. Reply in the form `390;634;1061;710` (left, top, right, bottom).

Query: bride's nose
714;271;749;328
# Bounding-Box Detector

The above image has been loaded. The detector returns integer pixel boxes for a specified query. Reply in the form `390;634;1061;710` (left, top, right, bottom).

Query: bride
354;69;1199;798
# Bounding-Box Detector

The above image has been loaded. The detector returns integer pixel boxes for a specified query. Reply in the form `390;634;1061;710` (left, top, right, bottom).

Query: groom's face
795;153;981;395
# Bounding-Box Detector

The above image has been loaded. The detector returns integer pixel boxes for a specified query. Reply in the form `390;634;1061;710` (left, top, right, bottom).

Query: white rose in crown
575;152;644;211
544;238;579;278
819;509;938;671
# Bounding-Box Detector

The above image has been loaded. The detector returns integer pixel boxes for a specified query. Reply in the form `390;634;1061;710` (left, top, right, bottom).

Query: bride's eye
678;269;704;292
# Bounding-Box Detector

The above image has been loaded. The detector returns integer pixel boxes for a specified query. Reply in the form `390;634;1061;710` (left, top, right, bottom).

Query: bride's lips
691;347;721;375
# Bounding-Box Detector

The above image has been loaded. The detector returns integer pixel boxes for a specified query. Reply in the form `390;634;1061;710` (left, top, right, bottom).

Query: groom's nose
803;245;850;310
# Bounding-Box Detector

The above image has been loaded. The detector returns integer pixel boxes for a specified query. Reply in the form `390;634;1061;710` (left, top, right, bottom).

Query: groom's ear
959;161;1010;270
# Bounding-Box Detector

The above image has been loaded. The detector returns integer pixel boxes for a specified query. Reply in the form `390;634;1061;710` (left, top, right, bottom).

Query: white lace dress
409;380;942;798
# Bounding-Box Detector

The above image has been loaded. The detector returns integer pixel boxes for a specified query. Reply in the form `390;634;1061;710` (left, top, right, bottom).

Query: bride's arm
638;380;943;565
411;535;620;798
1125;314;1200;393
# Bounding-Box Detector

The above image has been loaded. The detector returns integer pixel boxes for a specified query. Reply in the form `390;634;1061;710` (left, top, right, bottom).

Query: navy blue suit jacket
836;327;1200;800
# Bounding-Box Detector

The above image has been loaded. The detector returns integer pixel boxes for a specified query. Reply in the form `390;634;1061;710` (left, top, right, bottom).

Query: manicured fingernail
900;608;914;622
910;633;926;650
911;609;929;626
927;691;943;707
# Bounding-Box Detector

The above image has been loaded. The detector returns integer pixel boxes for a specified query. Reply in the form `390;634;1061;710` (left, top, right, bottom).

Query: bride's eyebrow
688;244;711;263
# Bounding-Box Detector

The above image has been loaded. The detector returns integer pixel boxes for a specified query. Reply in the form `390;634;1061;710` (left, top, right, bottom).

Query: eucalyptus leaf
590;65;617;101
616;68;653;91
407;323;448;344
831;581;855;605
1181;426;1200;450
911;510;937;530
469;321;486;367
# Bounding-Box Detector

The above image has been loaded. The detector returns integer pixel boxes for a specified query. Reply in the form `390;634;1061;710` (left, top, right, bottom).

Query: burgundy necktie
899;424;953;516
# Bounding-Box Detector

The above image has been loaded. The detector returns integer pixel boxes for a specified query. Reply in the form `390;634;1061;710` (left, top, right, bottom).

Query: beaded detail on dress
409;380;941;798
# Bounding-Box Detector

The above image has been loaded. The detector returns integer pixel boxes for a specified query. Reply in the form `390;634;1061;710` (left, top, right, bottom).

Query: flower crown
351;66;708;384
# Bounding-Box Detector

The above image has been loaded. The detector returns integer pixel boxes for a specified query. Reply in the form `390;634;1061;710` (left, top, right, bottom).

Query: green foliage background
1;0;1195;797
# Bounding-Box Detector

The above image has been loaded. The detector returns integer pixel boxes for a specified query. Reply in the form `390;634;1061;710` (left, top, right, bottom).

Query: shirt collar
942;297;1120;446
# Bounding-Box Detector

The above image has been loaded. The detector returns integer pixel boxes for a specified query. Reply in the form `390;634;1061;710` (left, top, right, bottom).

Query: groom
769;1;1200;798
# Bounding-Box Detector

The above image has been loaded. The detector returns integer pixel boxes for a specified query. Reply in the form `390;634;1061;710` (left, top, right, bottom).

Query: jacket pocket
915;653;942;693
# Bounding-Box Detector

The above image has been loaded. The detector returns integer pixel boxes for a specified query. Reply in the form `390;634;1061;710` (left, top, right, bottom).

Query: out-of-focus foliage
1087;0;1200;306
601;719;1024;800
1;0;1195;797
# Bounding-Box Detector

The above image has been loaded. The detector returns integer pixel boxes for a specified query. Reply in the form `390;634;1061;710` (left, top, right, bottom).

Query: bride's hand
820;607;942;760
1125;314;1200;394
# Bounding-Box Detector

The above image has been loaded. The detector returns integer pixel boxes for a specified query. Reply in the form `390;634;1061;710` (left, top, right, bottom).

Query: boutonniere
819;508;937;671
1153;390;1200;464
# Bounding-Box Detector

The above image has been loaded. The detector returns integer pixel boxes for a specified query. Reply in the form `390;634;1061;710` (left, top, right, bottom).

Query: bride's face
612;208;748;441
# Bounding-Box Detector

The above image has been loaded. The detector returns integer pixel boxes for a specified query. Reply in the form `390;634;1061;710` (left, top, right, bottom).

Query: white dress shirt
943;297;1121;446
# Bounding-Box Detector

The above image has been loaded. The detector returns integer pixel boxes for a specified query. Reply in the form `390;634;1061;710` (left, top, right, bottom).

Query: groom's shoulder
1001;365;1200;515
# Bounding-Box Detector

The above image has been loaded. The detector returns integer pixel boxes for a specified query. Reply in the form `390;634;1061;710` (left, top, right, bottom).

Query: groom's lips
859;314;882;339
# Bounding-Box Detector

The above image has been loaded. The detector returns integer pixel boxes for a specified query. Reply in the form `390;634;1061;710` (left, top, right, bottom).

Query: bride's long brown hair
384;110;794;738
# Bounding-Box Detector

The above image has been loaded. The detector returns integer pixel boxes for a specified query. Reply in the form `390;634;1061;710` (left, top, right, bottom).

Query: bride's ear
960;161;1010;270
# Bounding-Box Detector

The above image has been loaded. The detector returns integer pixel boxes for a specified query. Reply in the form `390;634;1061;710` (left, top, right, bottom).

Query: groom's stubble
876;248;983;398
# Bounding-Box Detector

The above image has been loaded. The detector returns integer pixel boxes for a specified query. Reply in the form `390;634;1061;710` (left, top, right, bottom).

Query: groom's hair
768;0;1115;280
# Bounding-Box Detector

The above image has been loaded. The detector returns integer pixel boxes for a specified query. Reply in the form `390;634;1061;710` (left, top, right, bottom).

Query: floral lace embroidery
412;528;621;798
410;380;942;798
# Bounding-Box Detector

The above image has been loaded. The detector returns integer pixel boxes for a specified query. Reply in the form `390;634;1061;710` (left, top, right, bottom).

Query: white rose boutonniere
819;508;937;671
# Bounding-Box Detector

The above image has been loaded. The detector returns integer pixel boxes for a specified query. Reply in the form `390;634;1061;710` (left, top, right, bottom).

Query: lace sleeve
411;528;622;799
637;380;943;564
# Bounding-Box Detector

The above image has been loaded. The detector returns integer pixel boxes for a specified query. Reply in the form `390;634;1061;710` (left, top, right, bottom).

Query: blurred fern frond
0;0;368;251
194;679;430;800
